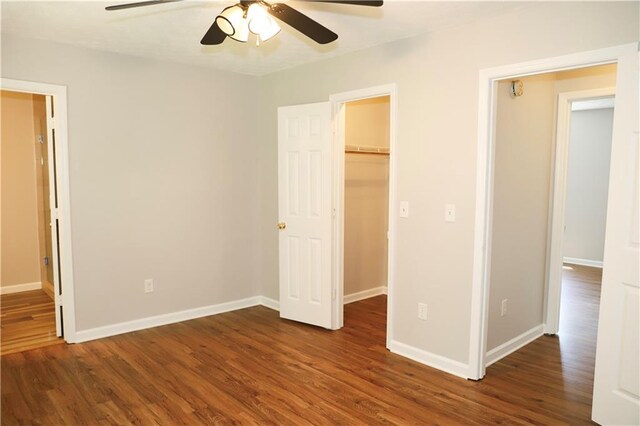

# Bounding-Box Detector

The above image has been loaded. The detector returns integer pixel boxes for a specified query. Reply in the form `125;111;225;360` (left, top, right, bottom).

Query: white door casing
591;49;639;426
278;102;334;329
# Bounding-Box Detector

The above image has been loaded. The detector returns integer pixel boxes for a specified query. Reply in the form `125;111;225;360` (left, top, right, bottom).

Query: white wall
259;2;638;365
564;108;614;264
1;35;262;331
344;97;389;296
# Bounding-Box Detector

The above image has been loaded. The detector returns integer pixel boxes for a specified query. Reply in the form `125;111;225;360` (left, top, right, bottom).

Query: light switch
445;204;456;222
400;201;409;218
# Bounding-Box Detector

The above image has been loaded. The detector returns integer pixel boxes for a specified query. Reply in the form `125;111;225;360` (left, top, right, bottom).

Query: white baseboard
485;324;544;367
389;339;469;379
563;257;603;268
259;296;280;311
75;296;263;343
344;286;388;304
0;281;42;295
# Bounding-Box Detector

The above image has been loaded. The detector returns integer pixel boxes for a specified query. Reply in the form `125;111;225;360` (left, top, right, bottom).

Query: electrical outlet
418;303;428;321
144;278;154;293
501;299;508;317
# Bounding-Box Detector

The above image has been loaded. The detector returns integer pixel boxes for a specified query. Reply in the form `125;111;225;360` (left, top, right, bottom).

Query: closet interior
343;95;390;305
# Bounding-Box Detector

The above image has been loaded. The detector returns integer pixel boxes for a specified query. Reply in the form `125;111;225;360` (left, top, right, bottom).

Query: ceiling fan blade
268;3;338;44
200;20;227;45
105;0;182;11
305;0;383;6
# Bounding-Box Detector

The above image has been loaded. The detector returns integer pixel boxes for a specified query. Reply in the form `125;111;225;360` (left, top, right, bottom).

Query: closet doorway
0;78;76;351
330;84;397;343
1;89;62;354
343;96;390;305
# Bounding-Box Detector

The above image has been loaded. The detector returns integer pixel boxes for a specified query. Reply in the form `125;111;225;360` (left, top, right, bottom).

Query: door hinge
38;134;44;144
44;256;49;266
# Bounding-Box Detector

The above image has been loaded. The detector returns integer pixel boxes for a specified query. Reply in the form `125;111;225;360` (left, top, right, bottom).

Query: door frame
1;78;77;343
467;43;637;380
329;83;397;347
544;87;615;335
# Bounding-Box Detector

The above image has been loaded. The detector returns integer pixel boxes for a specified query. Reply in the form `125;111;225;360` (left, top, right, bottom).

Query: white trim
0;282;42;295
1;78;77;343
75;296;264;343
572;98;615;111
329;83;398;351
344;286;388;304
485;325;544;367
563;257;604;269
389;340;469;379
468;43;638;381
259;296;280;311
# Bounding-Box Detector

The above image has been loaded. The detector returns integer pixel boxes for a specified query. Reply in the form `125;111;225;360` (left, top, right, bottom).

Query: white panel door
278;102;333;329
46;95;63;337
591;50;639;425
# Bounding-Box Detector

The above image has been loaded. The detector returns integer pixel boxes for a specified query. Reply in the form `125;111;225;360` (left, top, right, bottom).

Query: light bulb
247;3;280;42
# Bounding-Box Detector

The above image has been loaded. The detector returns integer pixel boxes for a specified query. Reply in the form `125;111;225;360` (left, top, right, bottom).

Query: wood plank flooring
1;266;601;424
1;290;62;356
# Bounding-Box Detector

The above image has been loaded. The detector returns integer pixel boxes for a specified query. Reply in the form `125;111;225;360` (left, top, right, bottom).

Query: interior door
45;95;63;337
278;102;334;329
591;50;639;424
37;102;55;290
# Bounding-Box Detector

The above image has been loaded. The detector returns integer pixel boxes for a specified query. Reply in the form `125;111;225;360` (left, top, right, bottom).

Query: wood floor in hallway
1;289;62;356
1;266;601;424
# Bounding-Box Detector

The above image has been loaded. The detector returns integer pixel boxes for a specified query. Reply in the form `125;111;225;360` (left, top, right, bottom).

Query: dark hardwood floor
1;290;62;356
1;266;601;424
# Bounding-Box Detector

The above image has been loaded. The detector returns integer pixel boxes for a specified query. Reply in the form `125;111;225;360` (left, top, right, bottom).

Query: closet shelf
345;144;390;156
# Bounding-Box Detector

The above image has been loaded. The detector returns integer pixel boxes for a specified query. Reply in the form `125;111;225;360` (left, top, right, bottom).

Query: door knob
277;222;286;230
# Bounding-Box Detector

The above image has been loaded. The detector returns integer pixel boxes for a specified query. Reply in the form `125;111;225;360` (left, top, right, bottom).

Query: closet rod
345;150;390;156
345;144;390;156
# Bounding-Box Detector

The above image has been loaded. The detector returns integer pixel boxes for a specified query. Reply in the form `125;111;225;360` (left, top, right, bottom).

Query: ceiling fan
105;0;383;46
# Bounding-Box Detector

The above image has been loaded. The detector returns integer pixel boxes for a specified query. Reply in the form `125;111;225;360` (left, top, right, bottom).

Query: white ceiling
1;1;529;76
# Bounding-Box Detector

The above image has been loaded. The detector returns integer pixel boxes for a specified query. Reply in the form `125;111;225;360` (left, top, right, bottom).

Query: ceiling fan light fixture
107;0;384;46
247;3;280;43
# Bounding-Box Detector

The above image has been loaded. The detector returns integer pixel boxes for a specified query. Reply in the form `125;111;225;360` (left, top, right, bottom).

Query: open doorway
562;100;614;270
343;96;390;301
329;84;397;342
484;64;616;366
554;96;614;348
341;96;391;340
1;89;63;354
469;44;638;424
